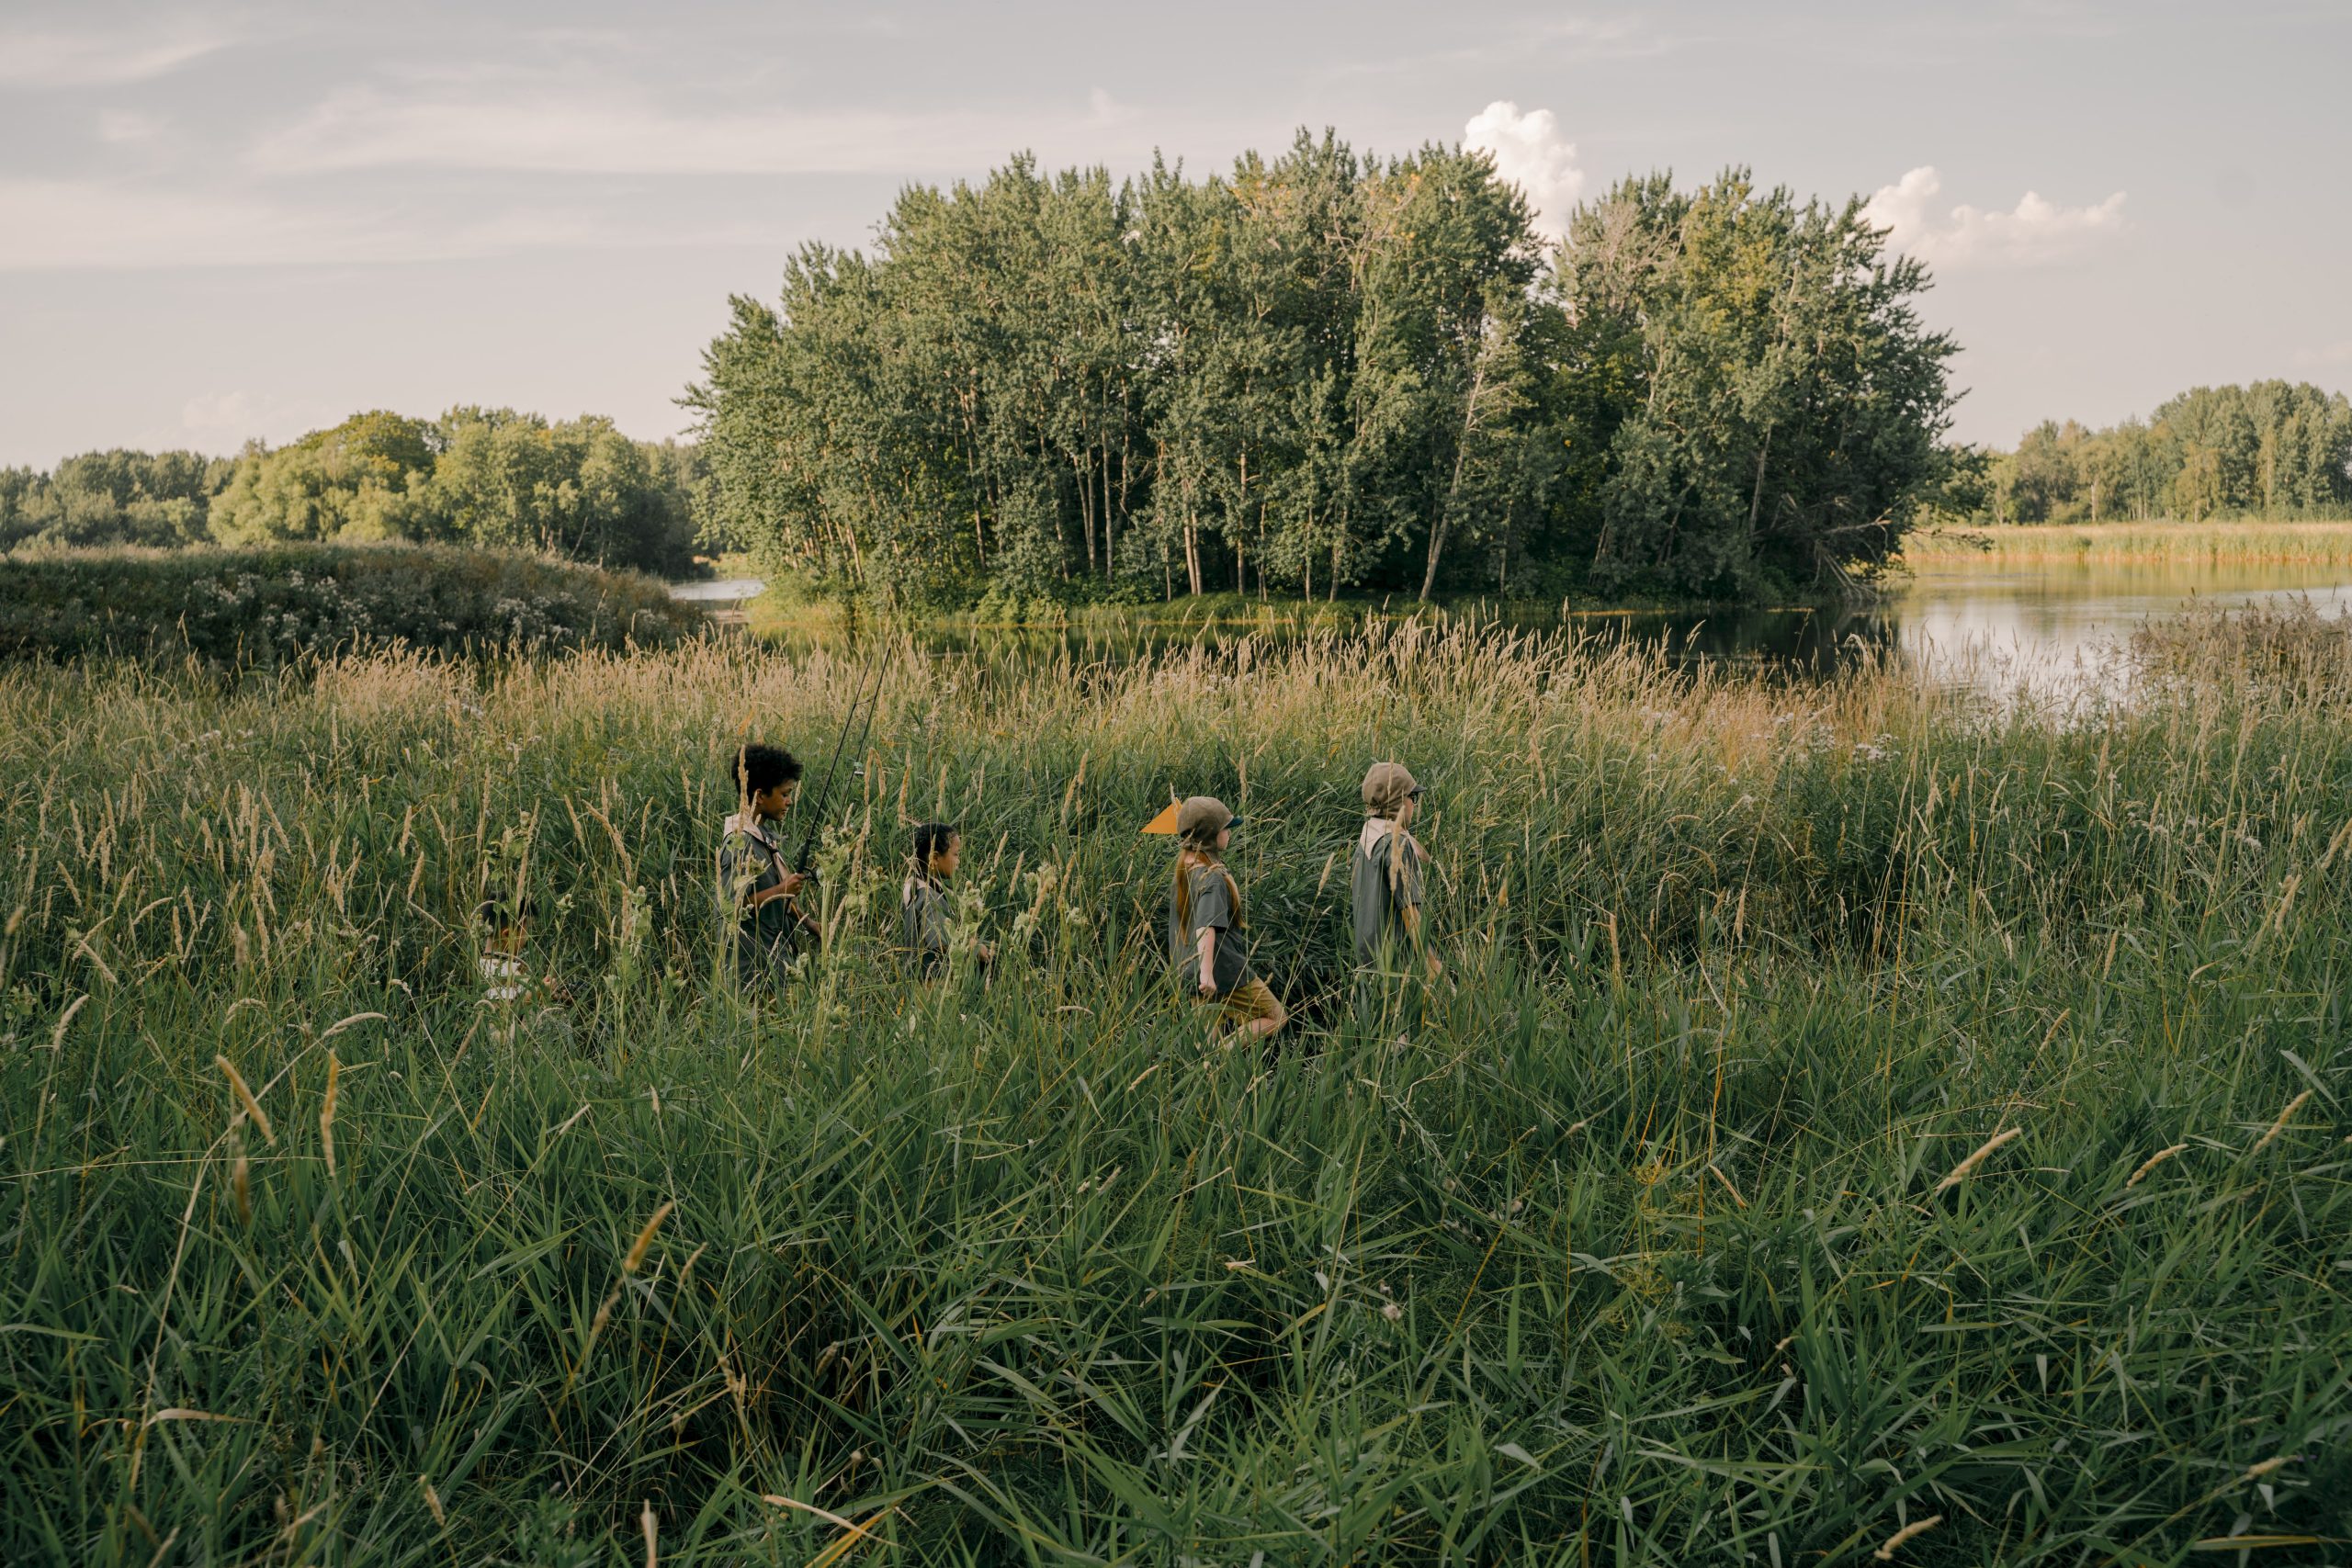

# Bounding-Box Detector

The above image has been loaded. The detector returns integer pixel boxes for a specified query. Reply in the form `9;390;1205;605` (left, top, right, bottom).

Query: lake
671;557;2352;698
1606;555;2352;696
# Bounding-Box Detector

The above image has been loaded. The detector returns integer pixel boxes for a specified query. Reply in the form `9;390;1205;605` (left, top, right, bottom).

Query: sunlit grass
2;623;2347;1562
1903;518;2352;566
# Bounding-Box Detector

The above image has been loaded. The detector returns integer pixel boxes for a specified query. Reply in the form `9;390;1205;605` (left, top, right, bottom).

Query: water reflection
1564;558;2352;697
1893;558;2352;697
668;578;767;604
674;558;2352;700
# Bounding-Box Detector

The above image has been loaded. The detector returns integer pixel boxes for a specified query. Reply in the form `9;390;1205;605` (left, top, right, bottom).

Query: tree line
0;408;706;576
689;132;1964;611
1971;381;2352;525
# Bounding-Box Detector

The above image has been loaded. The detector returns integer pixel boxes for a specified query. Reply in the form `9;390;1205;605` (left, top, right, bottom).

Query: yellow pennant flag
1141;800;1182;836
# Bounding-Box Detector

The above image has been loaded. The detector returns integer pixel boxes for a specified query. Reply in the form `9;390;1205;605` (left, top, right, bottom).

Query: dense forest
0;408;704;576
1973;381;2352;525
690;134;1964;611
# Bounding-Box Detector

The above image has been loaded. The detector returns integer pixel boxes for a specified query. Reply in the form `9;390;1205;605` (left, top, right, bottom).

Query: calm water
667;578;768;604
1629;558;2352;696
671;559;2352;697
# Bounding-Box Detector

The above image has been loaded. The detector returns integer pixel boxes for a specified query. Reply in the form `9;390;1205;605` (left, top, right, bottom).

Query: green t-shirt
1351;819;1426;973
1169;860;1252;997
902;874;952;978
717;814;798;978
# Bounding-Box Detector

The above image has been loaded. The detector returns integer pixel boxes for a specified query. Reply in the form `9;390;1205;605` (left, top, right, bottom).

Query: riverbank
1901;518;2352;567
734;579;1829;642
0;543;701;663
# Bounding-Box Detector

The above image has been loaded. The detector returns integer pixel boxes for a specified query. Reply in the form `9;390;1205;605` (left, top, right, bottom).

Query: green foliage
1563;171;1961;600
0;544;702;665
208;410;440;544
1;626;2347;1562
689;138;1960;613
13;409;708;577
1977;382;2352;525
427;407;702;570
0;448;234;551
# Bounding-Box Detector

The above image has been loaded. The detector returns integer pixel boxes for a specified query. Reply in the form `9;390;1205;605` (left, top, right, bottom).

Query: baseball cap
1362;761;1422;815
1363;761;1411;818
1175;795;1239;837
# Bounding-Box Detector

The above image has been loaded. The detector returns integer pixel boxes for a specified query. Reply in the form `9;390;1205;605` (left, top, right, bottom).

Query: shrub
0;543;706;665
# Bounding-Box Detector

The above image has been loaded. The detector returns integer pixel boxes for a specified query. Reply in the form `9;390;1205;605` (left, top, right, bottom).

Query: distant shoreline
1902;518;2352;566
728;584;1850;639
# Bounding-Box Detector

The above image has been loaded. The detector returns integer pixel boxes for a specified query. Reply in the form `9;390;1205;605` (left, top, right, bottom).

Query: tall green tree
209;412;438;544
690;136;1967;610
1560;170;1960;600
0;448;232;551
1971;381;2352;524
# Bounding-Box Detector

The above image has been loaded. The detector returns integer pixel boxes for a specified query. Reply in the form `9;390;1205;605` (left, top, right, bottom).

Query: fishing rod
786;632;888;899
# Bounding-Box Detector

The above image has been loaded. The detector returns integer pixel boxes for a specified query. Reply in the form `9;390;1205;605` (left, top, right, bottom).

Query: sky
3;0;2347;468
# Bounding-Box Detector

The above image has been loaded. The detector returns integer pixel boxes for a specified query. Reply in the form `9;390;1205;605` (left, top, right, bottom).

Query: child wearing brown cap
1167;795;1286;1040
1353;761;1442;987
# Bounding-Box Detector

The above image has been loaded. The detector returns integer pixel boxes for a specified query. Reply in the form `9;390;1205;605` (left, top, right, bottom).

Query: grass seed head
320;1052;339;1177
1873;1514;1943;1561
2126;1143;2188;1187
216;1054;274;1144
624;1200;676;1273
2252;1090;2312;1154
49;994;88;1052
1934;1126;2021;1195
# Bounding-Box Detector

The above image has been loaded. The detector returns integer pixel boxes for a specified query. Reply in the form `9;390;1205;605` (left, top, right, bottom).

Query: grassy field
1902;519;2352;568
4;620;2349;1563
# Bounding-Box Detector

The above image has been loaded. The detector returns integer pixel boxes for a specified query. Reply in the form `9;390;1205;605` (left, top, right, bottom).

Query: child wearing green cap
1167;795;1286;1039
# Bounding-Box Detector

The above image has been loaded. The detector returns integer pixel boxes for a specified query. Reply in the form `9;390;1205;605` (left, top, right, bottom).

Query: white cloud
2293;340;2352;368
0;29;226;87
1464;100;1583;241
245;79;1057;176
174;390;335;453
1863;165;2126;269
0;178;785;271
98;109;166;144
0;180;361;270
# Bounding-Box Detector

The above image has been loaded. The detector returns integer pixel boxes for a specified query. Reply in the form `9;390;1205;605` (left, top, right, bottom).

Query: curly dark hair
911;821;959;872
734;742;804;798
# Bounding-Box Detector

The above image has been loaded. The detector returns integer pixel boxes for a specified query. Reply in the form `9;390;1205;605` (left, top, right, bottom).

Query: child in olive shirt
1351;761;1442;988
902;821;992;980
717;742;815;988
1167;795;1286;1040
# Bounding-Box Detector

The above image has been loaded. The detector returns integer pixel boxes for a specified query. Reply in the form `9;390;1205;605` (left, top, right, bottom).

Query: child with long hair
1167;795;1285;1040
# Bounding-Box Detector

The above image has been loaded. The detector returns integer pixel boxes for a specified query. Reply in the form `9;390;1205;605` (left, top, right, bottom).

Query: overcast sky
3;0;2346;468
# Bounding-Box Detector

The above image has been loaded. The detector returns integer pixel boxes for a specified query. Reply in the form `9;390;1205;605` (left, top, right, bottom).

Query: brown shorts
1210;977;1283;1025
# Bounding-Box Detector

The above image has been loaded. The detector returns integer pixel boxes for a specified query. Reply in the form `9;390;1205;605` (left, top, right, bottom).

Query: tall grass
3;623;2348;1563
1903;519;2352;567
